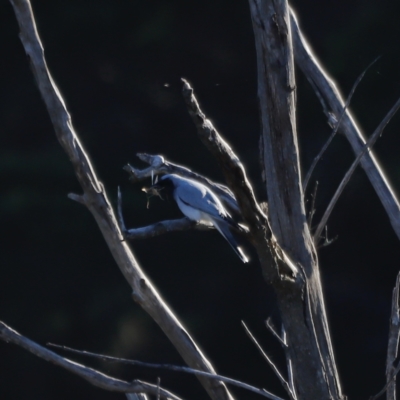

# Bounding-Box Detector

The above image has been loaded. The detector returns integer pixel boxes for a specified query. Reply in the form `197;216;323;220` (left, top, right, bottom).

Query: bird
143;174;249;263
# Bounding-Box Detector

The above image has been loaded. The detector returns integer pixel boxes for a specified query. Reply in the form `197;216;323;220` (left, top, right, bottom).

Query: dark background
1;0;400;399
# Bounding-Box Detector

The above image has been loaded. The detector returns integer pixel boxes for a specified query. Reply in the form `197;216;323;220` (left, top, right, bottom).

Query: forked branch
303;56;381;191
48;343;286;400
314;95;400;242
241;321;295;400
181;79;268;235
291;10;400;241
0;321;182;400
9;1;234;399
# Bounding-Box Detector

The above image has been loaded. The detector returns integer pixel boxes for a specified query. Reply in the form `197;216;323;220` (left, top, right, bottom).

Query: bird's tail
214;220;249;263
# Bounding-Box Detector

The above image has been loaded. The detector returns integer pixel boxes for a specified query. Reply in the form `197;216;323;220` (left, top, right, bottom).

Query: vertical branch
386;272;400;400
248;1;343;399
249;0;306;258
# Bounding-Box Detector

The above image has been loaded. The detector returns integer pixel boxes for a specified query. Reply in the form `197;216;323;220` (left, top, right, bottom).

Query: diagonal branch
265;318;288;349
249;3;343;399
290;10;400;241
314;95;400;242
180;78;303;282
0;321;183;400
241;321;295;400
9;1;234;399
181;79;268;237
303;56;380;191
48;343;286;400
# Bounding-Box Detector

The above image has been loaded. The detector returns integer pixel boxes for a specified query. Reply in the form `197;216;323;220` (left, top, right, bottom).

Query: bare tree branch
181;79;268;237
249;2;343;399
117;187;210;240
8;1;234;399
123;218;207;240
370;362;400;400
303;56;380;191
265;318;287;349
307;181;318;228
369;274;400;400
0;321;182;400
290;10;400;241
280;326;295;397
385;272;400;400
48;343;286;400
126;394;149;400
314;95;400;242
241;321;295;400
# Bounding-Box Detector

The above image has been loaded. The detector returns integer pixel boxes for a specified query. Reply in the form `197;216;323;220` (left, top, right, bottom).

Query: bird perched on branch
143;174;249;263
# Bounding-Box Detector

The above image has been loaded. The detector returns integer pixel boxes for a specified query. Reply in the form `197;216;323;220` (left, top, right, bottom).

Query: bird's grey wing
174;181;224;218
174;179;246;232
213;219;249;263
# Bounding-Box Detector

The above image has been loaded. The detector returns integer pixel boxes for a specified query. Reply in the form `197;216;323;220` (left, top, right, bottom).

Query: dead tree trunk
4;0;400;399
248;1;343;398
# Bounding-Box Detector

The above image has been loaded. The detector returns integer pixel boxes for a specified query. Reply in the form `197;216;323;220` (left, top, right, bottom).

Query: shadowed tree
2;0;400;399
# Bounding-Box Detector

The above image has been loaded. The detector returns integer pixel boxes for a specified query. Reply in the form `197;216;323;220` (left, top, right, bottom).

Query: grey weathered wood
8;1;234;399
0;322;182;400
290;11;400;241
46;343;287;400
248;1;343;399
386;273;400;400
314;95;400;242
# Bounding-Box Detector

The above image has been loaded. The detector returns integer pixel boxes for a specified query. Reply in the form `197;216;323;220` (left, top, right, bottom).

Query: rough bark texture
249;1;343;399
386;273;400;400
8;1;234;399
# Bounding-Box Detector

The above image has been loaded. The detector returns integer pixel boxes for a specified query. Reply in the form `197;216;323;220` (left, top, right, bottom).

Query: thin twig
369;360;400;400
307;181;318;228
0;321;182;400
126;394;149;400
303;57;380;191
265;318;287;349
117;187;127;233
117;187;208;240
384;272;400;400
241;321;295;400
9;2;235;399
48;343;286;400
314;95;400;242
318;226;338;249
291;9;400;241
